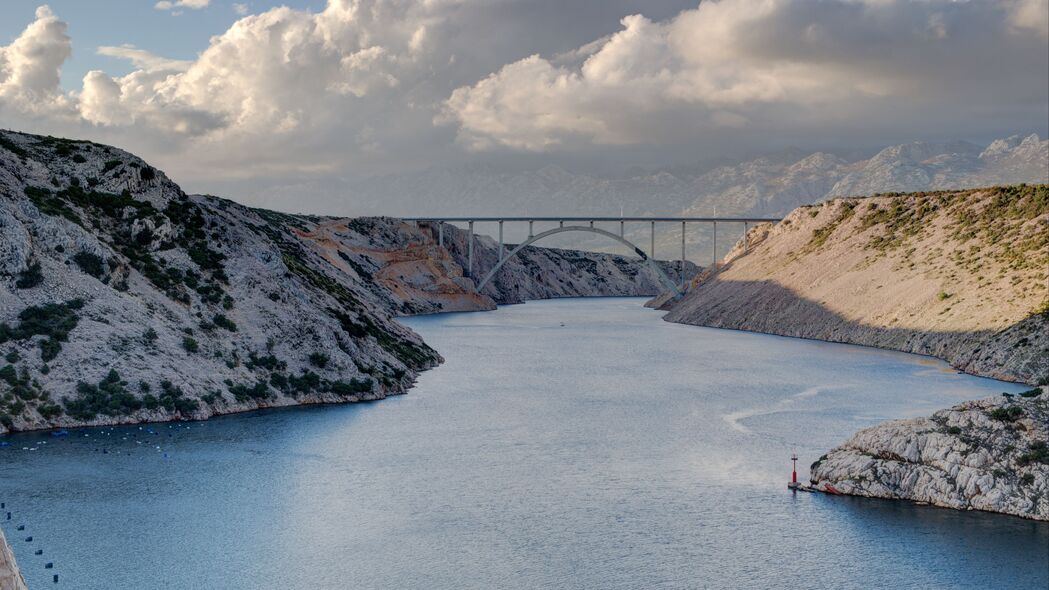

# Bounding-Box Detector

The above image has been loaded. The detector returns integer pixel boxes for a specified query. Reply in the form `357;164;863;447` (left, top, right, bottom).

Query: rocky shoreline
0;527;27;590
809;387;1049;521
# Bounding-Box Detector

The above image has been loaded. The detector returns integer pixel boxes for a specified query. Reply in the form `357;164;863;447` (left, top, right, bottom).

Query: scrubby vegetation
0;299;84;362
64;370;141;420
15;262;44;289
987;406;1025;422
72;251;106;279
1018;441;1049;466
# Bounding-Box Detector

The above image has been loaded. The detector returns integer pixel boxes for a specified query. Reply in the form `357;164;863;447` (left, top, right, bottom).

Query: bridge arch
474;225;683;297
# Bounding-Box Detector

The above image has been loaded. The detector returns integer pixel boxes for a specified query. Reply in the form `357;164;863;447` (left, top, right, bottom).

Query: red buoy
791;452;798;484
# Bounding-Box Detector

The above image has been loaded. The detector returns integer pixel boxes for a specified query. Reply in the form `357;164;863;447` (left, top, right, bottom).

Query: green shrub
329;378;372;395
0;135;28;159
72;251;106;278
4;351;18;363
227;380;271;402
246;353;284;371
15;262;44;289
212;314;237;332
0;300;83;361
308;352;329;369
72;154;87;163
1021;473;1035;485
988;406;1024;422
1018;388;1043;398
946;426;963;435
102;160;121;173
38;403;63;419
1018;441;1049;466
937;291;952;301
182;336;199;353
64;369;142;420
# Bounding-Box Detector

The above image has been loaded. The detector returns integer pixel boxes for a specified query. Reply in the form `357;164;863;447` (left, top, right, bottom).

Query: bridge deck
403;216;782;223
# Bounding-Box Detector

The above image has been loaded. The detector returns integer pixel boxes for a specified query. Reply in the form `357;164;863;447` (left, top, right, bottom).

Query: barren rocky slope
0;130;683;436
662;186;1049;385
0;527;26;590
810;387;1049;520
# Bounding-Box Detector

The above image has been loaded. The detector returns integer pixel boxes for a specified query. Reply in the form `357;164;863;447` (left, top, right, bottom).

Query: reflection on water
0;298;1044;589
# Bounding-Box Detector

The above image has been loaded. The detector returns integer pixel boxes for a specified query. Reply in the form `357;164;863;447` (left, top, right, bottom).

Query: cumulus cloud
233;3;250;16
155;0;210;11
0;5;74;116
97;45;192;72
0;0;1045;201
0;1;459;178
443;0;1049;151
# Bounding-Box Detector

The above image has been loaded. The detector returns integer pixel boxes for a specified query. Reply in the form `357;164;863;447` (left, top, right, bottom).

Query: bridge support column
559;220;564;228
467;220;474;278
528;220;534;239
498;220;504;261
620;220;624;238
438;222;444;248
680;221;686;283
712;221;717;270
651;221;655;259
743;222;748;254
589;220;594;228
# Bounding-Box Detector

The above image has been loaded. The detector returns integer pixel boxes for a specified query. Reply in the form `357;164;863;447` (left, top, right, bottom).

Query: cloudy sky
1;0;1047;211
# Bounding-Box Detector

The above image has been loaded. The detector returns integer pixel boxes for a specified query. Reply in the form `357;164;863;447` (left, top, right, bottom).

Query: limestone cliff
810;388;1049;520
1;129;685;436
662;186;1049;385
0;528;27;590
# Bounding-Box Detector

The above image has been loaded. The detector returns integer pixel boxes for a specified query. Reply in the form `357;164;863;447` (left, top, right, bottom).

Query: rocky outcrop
810;388;1049;520
0;528;27;590
1;129;687;436
662;186;1049;385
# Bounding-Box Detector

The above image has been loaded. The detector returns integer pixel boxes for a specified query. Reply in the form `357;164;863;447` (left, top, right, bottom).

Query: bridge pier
498;220;504;261
438;222;444;248
681;221;686;284
651;221;655;259
528;220;534;239
467;220;474;278
712;221;717;270
743;222;748;254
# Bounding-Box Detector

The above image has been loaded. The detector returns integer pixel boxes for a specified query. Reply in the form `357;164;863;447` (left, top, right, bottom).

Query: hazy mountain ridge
341;134;1048;220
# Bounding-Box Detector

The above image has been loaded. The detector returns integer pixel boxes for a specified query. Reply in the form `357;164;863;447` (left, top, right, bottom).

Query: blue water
0;298;1044;589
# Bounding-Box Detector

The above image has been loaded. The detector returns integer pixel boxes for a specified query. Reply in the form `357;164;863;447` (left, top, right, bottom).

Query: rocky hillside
810;387;1049;520
0;527;27;590
662;186;1049;385
0;130;681;435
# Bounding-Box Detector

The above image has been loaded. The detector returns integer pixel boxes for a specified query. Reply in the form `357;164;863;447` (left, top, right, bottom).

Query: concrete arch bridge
404;216;781;296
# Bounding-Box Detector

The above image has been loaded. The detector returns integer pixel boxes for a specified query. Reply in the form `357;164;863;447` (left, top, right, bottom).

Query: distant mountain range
330;133;1047;259
339;133;1048;219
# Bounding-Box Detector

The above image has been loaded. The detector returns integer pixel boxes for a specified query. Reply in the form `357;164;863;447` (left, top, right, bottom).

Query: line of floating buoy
2;501;60;584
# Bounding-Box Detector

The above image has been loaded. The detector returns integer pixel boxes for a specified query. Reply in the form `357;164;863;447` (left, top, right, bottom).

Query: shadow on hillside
663;277;1047;385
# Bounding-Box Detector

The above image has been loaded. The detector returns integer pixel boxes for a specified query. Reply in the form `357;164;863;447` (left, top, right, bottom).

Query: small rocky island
810;387;1049;520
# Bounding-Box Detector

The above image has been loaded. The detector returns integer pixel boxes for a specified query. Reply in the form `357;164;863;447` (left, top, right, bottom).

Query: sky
0;0;1047;210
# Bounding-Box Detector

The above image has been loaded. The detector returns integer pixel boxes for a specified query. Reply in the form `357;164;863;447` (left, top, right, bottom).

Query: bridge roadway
402;216;783;293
